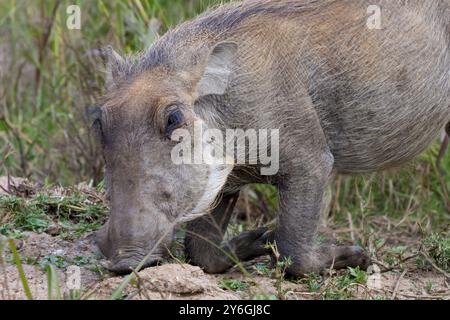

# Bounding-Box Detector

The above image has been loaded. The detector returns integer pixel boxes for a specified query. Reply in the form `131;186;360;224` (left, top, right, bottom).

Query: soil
1;231;448;300
0;177;448;300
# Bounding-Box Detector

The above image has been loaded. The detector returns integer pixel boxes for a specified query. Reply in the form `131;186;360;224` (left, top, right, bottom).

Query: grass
35;254;100;271
321;267;368;300
7;239;33;299
422;232;450;273
0;183;448;299
218;278;250;291
0;184;108;239
1;0;448;234
0;0;225;184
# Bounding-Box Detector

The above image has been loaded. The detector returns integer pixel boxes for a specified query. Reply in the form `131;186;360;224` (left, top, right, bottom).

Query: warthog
94;0;449;275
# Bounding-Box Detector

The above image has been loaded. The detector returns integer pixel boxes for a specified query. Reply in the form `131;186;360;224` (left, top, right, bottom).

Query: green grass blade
8;239;33;300
46;264;62;300
109;273;135;300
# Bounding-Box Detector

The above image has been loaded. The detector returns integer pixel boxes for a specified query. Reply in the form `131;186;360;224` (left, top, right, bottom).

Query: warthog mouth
108;253;163;274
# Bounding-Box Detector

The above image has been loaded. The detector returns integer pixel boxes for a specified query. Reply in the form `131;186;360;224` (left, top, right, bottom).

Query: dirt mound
1;181;448;300
96;264;238;300
1;230;449;300
1;232;237;300
0;262;238;300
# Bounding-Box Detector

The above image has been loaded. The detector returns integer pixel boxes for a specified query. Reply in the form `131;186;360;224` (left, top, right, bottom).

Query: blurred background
0;0;448;232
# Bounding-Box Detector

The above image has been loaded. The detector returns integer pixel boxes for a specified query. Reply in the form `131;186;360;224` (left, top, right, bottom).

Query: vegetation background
0;0;448;300
1;0;449;220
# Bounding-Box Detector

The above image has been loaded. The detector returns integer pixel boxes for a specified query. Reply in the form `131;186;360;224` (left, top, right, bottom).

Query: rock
46;223;61;236
0;176;37;196
136;264;213;294
0;176;25;195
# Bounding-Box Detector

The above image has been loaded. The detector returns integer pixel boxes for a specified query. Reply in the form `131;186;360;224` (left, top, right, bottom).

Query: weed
266;241;293;299
425;281;434;294
422;232;450;272
322;267;368;300
39;255;69;270
218;278;250;291
302;273;322;292
0;188;107;239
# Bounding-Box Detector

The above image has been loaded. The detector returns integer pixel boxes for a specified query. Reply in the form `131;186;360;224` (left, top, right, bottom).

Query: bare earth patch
1;231;448;300
0;177;448;300
96;264;238;300
1;232;238;300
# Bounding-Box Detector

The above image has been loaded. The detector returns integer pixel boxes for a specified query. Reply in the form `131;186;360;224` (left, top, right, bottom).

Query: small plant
64;290;83;300
383;246;408;267
266;241;293;299
72;255;93;266
425;281;434;294
39;255;69;270
422;232;450;272
0;195;49;233
218;278;249;291
0;226;24;239
253;262;272;277
347;266;368;284
0;189;108;239
322;267;368;300
302;272;322;292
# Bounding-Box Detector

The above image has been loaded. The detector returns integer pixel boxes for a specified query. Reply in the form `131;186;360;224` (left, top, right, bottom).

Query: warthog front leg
276;150;370;277
184;192;273;273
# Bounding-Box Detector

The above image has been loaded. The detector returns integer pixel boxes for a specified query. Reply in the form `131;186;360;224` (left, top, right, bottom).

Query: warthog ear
102;45;126;88
197;42;237;97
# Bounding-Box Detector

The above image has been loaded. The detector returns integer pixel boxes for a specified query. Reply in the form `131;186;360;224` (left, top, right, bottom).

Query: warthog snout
95;209;173;274
108;254;162;275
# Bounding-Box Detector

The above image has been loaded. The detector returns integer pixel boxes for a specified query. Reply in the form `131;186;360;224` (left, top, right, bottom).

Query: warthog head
94;43;237;273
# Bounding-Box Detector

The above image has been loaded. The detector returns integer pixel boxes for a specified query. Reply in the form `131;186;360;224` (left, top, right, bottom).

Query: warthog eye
91;118;106;146
165;109;184;139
